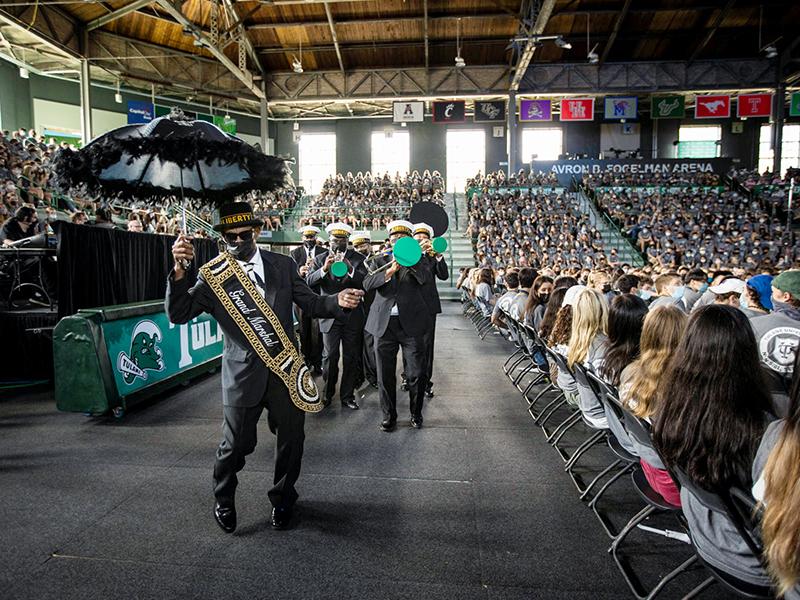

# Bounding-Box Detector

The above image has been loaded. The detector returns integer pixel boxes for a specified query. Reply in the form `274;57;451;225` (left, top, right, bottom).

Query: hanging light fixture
114;79;123;104
291;39;304;73
586;15;598;64
454;18;465;68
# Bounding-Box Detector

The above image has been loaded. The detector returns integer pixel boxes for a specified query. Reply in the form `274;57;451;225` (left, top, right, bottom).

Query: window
446;129;486;193
521;128;563;162
759;124;800;175
298;132;336;195
371;130;410;176
677;125;721;158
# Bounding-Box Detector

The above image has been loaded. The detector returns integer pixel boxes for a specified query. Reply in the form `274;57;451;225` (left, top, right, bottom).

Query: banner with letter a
393;101;424;123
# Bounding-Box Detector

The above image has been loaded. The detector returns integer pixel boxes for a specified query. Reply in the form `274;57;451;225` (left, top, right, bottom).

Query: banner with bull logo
651;95;685;119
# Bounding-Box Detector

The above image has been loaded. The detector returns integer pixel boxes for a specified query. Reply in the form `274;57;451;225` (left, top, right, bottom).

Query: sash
200;253;323;413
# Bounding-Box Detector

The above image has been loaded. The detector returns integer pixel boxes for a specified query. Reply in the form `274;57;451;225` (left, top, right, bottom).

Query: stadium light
19;66;29;79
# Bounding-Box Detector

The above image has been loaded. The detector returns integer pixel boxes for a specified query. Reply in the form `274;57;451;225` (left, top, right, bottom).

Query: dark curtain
54;222;218;317
0;311;59;381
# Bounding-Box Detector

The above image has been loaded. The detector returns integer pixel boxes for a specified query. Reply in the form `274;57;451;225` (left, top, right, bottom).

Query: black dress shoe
341;399;359;410
425;387;435;399
410;416;423;429
214;503;236;533
271;506;293;530
380;418;396;432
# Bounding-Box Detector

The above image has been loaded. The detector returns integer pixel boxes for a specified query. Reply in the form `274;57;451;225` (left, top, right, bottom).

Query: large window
371;130;410;176
298;132;336;195
521;128;563;163
446;129;486;193
759;124;800;175
677;125;721;158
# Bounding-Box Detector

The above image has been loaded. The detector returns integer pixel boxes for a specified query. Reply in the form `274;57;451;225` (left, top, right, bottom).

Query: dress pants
213;382;305;510
423;317;436;392
361;329;377;386
298;308;322;371
322;320;362;402
375;316;426;421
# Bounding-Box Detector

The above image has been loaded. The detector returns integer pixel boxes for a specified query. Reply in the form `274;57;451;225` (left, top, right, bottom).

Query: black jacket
305;248;367;333
290;243;326;270
418;254;449;315
166;249;341;407
362;254;433;338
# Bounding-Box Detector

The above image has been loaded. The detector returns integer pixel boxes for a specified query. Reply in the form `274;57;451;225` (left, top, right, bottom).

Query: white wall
33;98;128;140
600;123;641;156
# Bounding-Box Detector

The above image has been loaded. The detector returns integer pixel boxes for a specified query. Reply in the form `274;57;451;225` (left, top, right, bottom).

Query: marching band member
412;222;449;398
166;202;362;533
291;225;325;375
351;230;378;389
306;223;368;409
363;220;433;431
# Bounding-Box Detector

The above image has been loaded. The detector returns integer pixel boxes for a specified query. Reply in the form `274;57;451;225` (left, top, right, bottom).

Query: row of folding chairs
464;297;777;600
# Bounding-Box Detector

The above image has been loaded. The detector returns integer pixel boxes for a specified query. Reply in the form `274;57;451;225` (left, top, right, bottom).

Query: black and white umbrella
53;108;291;211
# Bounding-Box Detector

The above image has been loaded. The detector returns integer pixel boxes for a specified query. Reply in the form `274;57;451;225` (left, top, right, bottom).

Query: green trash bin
54;300;223;417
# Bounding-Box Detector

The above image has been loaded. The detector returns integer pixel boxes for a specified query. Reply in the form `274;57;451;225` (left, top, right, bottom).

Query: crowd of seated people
1;127;297;238
584;170;721;188
584;176;795;271
468;189;608;271
460;260;800;598
467;169;559;190
303;170;443;230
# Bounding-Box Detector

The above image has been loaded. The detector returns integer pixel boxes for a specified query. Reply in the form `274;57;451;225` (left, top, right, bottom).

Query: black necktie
245;262;266;297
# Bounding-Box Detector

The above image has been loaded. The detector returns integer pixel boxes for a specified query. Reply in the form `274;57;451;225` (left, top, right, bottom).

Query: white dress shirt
237;249;266;298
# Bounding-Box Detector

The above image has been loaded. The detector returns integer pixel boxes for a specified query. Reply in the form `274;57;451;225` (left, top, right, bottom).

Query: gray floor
1;304;732;599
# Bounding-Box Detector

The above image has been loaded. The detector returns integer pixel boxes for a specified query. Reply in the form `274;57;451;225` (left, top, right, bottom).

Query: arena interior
1;1;800;599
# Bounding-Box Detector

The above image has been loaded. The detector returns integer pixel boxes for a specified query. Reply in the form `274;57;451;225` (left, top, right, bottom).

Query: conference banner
531;158;734;186
127;100;154;124
604;96;637;120
432;100;466;123
519;99;552;121
651;95;685;119
473;100;506;122
791;92;800;117
695;95;731;119
560;98;594;121
393;101;424;123
737;93;772;118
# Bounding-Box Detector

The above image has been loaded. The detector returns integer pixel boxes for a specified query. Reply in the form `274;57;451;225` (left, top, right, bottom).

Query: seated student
547;287;581;404
523;275;554;330
654;305;775;587
619;305;688;507
754;350;800;600
649;273;684;311
708;277;746;309
473;268;495;317
751;270;800;414
490;270;520;329
538;286;569;343
568;288;610;428
682;268;708;312
509;267;536;322
599;294;648;387
741;274;773;317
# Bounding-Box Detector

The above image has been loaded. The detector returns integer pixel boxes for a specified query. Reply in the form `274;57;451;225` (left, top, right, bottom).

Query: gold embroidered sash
200;253;322;413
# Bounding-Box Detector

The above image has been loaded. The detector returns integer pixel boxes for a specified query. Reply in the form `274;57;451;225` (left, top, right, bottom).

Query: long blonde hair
761;350;800;595
623;305;687;418
567;288;608;368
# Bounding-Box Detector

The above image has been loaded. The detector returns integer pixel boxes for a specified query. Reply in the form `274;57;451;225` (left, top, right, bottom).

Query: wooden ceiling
60;0;799;73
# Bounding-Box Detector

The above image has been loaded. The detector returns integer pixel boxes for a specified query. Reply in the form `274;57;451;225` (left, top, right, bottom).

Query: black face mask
227;238;257;260
303;239;316;248
539;293;550;304
332;240;347;253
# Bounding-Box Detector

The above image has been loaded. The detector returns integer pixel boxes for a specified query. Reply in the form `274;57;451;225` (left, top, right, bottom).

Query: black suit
290;244;326;372
419;255;449;392
363;255;433;422
166;249;340;510
358;253;379;388
306;248;367;404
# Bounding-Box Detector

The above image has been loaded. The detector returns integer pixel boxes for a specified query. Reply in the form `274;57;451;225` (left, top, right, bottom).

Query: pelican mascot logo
117;320;165;384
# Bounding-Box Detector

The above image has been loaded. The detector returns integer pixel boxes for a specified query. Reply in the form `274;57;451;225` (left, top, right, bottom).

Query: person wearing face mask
682;269;708;311
648;273;686;312
291;225;325;376
350;231;378;390
306;223;368;410
750;271;800;414
167;202;363;533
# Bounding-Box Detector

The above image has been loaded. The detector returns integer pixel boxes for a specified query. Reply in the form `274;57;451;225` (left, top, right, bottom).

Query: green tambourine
330;261;349;278
431;237;448;254
393;236;423;266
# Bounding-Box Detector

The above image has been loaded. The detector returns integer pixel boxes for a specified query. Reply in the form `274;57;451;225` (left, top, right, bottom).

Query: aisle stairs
574;189;645;267
438;193;475;301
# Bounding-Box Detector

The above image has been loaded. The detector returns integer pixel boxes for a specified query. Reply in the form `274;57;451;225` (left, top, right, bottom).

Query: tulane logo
117;320;165;384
